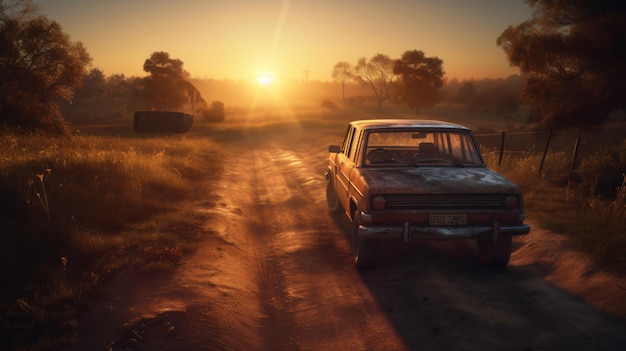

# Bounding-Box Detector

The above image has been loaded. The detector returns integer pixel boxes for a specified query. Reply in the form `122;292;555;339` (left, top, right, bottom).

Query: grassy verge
483;150;626;272
0;130;223;350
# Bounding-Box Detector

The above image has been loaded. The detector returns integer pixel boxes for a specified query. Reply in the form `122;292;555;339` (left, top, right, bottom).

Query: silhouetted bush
201;101;226;123
576;140;626;198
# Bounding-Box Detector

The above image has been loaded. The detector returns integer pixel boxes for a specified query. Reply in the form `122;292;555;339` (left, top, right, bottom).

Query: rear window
364;129;483;166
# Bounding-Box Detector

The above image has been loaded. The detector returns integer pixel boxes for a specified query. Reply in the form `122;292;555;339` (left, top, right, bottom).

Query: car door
337;127;362;212
346;129;365;211
335;125;353;201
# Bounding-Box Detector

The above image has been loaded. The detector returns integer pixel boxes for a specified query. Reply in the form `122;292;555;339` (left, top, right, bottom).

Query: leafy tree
105;73;131;105
130;51;206;111
453;81;481;112
353;54;397;111
63;69;134;122
331;61;353;101
393;50;444;114
451;77;522;114
483;78;522;114
0;0;91;133
74;68;106;104
497;0;626;128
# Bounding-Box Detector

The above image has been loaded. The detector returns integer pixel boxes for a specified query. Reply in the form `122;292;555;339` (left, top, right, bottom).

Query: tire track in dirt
242;140;415;350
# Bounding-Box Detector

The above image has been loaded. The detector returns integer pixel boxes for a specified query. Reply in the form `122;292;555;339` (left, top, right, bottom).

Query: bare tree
353;54;397;111
331;61;353;101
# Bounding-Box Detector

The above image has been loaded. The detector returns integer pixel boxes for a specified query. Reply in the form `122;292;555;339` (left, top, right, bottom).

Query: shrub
201;101;226;122
575;140;626;198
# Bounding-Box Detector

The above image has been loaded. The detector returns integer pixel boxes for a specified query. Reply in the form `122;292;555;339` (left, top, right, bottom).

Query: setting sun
37;1;533;81
256;74;274;86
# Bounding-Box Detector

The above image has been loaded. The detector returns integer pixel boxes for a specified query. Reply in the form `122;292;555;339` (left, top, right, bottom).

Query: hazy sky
37;0;532;82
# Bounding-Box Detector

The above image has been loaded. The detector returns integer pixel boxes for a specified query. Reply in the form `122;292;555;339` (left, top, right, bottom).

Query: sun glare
256;74;274;86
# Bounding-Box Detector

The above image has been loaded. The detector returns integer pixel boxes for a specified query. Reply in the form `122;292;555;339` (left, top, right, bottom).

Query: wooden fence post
570;136;581;173
498;131;506;166
538;129;553;176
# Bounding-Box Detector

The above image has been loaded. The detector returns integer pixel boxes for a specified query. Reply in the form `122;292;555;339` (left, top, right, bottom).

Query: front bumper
358;217;530;242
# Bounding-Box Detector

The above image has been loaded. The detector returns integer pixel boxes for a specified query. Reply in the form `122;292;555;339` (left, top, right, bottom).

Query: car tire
352;211;378;269
326;180;343;213
477;235;512;267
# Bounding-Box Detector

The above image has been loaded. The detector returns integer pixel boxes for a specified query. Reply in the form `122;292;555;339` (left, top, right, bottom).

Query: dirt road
72;127;626;351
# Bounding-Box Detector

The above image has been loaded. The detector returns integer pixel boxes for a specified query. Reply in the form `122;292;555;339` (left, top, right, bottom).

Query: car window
341;126;354;156
347;128;361;162
364;129;483;166
448;132;483;164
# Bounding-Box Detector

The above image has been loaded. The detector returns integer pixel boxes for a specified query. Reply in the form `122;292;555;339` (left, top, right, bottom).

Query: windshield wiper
447;161;466;167
390;158;409;165
413;158;466;167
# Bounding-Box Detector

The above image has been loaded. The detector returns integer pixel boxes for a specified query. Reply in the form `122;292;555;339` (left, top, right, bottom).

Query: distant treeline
64;72;524;124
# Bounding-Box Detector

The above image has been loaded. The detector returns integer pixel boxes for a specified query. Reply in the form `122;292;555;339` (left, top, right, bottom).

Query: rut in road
241;142;418;351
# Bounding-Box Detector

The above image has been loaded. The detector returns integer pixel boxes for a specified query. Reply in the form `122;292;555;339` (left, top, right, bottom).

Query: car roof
350;119;470;131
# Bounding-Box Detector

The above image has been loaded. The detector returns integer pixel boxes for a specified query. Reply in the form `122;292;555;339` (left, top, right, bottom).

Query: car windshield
363;129;484;167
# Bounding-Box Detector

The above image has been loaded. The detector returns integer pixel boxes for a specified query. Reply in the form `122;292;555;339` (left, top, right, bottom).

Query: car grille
384;194;506;210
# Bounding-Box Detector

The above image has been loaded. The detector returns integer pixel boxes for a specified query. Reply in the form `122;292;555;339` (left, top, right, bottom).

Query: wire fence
474;130;582;175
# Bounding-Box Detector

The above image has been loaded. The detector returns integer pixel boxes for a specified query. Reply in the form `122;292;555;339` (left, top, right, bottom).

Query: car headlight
504;195;520;210
371;195;387;210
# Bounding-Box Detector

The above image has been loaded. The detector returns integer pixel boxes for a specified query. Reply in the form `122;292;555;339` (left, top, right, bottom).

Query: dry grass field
0;129;223;349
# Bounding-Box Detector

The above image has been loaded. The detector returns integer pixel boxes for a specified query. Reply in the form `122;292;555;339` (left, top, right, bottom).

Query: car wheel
352;211;378;269
326;180;343;213
477;235;512;267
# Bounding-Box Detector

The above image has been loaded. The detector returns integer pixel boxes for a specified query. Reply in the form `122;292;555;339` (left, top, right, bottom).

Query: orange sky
37;0;532;82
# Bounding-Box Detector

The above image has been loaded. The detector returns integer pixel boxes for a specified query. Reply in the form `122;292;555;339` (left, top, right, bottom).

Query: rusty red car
325;119;530;269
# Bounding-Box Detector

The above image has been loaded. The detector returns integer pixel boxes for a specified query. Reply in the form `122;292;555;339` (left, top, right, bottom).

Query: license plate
429;214;467;226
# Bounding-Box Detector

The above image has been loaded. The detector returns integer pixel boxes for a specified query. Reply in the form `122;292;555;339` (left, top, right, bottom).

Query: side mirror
328;145;341;153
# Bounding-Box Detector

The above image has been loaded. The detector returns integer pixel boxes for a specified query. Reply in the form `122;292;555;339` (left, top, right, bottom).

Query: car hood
359;166;520;194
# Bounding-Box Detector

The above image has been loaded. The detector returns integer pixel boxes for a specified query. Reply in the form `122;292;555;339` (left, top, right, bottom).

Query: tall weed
482;144;626;271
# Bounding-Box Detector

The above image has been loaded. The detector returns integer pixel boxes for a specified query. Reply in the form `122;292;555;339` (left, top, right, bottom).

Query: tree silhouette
353;54;397;112
331;61;353;101
393;50;444;114
0;0;91;133
74;68;106;104
63;69;134;122
130;51;206;111
498;0;626;128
